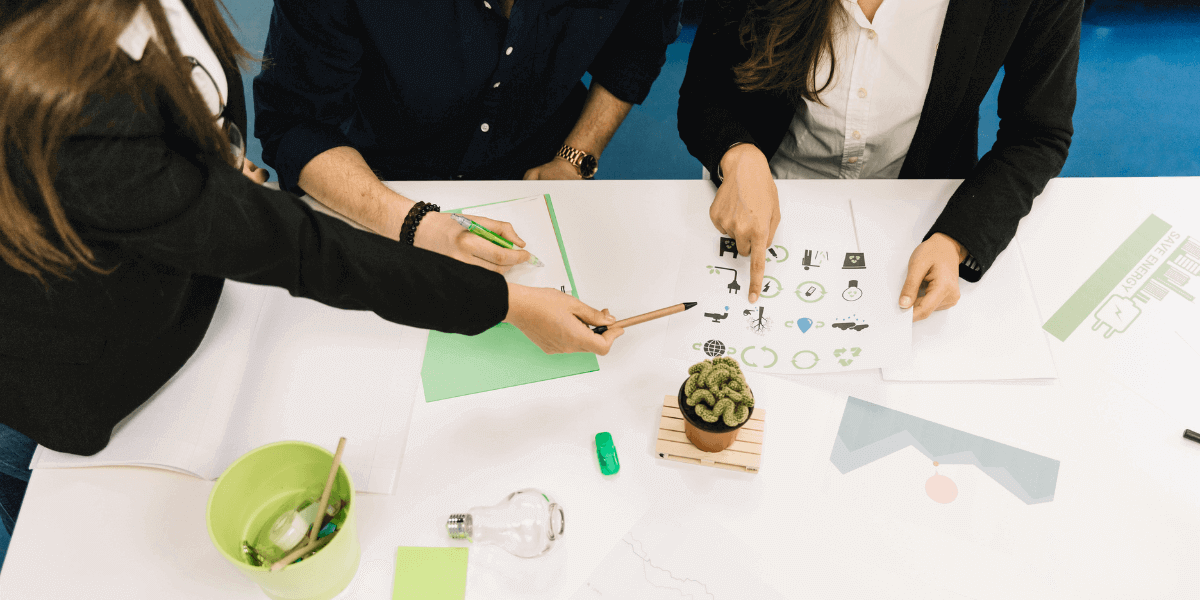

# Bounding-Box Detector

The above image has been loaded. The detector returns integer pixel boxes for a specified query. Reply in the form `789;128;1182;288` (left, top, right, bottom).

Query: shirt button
852;130;861;140
505;47;513;55
493;81;501;88
480;123;490;132
857;88;867;98
848;157;858;164
867;30;876;39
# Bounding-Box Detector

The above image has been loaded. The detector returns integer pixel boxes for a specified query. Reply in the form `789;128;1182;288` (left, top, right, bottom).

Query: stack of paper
31;283;417;494
847;198;1058;382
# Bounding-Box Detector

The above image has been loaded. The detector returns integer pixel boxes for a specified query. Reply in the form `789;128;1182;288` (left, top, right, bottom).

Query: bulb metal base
446;514;472;539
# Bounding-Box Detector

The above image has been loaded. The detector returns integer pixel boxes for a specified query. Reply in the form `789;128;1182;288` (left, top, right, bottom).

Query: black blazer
0;29;508;455
678;0;1082;280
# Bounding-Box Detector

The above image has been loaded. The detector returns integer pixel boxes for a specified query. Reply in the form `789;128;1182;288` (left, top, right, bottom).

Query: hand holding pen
413;211;533;274
448;213;544;268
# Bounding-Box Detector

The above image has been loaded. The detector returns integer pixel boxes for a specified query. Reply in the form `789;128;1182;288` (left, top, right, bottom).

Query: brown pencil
593;302;697;335
269;530;338;572
308;438;346;546
270;436;346;572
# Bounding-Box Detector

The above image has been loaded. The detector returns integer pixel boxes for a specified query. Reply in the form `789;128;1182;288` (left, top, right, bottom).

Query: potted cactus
677;357;754;453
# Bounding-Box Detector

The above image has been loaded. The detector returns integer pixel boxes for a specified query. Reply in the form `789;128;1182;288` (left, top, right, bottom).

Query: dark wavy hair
0;0;251;280
733;0;843;105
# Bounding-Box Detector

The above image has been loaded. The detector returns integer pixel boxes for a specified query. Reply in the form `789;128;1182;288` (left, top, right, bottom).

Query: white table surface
3;178;1199;599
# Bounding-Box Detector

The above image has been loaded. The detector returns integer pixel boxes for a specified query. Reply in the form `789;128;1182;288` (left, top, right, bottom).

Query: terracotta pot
677;379;753;453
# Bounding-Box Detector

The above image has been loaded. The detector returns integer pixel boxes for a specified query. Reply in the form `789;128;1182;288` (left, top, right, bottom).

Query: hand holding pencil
505;283;624;355
593;302;697;335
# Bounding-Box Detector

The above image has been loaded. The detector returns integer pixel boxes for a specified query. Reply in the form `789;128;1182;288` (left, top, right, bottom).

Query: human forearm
562;81;632;158
297;146;415;239
300;147;532;274
525;81;633;180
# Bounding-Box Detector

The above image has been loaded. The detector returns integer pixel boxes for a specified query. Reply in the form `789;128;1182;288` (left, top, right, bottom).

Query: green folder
392;547;467;600
420;195;600;402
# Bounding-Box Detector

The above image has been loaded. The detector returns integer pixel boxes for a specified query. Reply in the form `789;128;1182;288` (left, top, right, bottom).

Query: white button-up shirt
769;0;951;180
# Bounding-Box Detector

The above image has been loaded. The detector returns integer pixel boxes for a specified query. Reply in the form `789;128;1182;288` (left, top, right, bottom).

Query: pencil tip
683;302;697;310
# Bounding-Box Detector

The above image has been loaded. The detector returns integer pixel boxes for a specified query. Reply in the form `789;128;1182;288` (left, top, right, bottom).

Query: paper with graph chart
831;397;1061;505
663;220;912;374
571;512;784;600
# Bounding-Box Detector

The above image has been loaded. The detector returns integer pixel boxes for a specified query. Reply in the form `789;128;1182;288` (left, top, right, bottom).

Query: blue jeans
0;422;35;571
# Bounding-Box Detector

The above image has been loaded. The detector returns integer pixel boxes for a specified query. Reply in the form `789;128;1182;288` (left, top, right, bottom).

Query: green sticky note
393;547;467;600
421;194;598;402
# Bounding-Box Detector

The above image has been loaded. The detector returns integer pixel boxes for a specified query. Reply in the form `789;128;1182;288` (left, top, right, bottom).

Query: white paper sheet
455;195;574;294
663;198;912;374
211;287;417;494
30;281;266;476
571;510;785;600
852;196;1058;381
1021;198;1200;425
31;282;414;494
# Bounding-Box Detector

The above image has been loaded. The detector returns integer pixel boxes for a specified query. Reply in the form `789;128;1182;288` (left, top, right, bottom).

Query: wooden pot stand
655;395;766;473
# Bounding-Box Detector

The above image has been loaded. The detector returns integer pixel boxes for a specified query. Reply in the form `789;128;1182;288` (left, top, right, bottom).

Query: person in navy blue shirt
254;0;681;273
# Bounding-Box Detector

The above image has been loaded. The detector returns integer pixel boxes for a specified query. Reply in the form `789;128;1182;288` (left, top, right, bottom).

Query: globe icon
703;340;726;357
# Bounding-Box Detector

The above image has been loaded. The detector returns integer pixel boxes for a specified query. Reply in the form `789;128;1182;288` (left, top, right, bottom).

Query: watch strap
556;144;596;178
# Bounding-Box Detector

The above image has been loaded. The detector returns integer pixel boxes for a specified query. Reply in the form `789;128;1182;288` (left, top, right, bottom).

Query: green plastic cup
207;441;360;600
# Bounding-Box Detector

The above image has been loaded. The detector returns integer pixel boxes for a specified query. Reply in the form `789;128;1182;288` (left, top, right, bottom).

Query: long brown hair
733;0;843;105
0;0;251;281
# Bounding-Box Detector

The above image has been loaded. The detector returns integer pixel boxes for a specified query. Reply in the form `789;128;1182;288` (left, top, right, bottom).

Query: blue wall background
223;0;1200;182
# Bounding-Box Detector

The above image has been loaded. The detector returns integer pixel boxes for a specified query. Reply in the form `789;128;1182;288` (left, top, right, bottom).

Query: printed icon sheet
664;202;911;374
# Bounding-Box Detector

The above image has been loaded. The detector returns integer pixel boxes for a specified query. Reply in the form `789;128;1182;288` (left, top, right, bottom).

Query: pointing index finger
748;237;767;303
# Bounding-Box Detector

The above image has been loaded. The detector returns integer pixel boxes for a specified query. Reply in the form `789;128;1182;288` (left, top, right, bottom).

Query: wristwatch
556;144;598;179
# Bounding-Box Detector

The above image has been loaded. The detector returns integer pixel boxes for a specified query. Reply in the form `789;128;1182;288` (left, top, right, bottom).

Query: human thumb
577;302;617;326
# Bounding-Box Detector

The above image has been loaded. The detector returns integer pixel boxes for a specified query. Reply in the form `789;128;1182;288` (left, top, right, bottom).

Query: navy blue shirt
254;0;681;192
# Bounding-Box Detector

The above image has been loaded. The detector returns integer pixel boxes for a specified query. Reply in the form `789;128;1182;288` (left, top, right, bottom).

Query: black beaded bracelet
399;201;440;246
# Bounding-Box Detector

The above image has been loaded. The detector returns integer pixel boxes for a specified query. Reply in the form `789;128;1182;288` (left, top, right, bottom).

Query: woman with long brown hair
0;0;624;564
678;0;1081;319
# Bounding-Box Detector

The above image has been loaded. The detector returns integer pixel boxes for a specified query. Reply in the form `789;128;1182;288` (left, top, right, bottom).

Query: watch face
580;154;598;178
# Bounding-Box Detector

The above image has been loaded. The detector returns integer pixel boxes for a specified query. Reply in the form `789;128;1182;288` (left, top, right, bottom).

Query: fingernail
749;292;758;303
900;296;912;308
607;315;616;324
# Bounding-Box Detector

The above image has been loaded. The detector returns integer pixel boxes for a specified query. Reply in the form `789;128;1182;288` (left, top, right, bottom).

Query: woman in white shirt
678;0;1080;320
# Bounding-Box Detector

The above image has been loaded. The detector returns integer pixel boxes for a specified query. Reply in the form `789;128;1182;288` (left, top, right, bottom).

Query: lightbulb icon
842;280;862;301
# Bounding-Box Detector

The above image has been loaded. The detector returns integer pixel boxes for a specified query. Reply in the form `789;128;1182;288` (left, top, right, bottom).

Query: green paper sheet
392;547;467;600
421;195;599;401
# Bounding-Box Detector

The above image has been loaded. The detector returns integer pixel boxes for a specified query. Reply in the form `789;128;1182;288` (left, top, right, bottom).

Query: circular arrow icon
796;281;826;303
760;275;782;299
791;350;820;370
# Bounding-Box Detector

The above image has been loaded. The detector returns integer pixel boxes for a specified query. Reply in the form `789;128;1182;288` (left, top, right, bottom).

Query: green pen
449;213;544;267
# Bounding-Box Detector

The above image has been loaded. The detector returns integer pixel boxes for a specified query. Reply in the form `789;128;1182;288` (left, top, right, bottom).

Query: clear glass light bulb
446;488;564;558
250;493;321;564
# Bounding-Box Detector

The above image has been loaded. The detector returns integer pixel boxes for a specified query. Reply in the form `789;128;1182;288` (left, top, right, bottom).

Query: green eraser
595;432;620;475
393;547;467;600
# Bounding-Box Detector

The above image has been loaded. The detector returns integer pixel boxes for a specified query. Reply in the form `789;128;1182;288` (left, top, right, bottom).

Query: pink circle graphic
925;474;958;504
